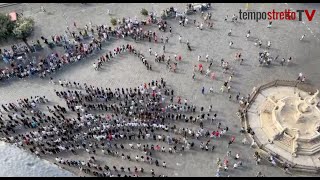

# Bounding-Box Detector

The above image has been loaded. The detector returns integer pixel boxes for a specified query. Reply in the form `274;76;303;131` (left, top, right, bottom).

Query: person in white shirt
300;34;306;41
93;63;98;70
233;163;238;169
229;41;233;48
297;72;303;81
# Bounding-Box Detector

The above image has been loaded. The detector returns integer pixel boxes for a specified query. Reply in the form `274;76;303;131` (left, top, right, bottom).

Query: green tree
141;8;148;16
110;18;117;26
13;17;35;39
0;13;15;40
13;17;34;49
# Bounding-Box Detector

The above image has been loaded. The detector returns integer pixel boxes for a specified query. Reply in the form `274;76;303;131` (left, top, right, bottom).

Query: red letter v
304;10;316;21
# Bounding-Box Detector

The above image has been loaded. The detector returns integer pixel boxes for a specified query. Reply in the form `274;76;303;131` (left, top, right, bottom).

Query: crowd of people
0;13;168;82
93;44;152;71
0;77;248;177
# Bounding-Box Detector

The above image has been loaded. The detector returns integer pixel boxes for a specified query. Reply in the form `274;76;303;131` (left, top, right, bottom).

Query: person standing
287;57;292;65
297;72;303;81
229;41;233;48
220;85;225;93
209;87;213;94
40;6;46;12
210;72;216;80
280;58;285;66
206;54;209;62
236;92;240;101
267;41;271;49
227;150;231;157
227;85;231;93
162;161;166;168
258;39;262;48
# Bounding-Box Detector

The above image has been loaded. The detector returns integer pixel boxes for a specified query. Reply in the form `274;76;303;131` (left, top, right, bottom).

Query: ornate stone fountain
245;81;320;173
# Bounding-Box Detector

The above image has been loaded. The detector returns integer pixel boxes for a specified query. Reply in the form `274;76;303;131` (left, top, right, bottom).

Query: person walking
229;41;233;48
300;34;306;41
202;87;205;94
267;41;271;49
297;72;303;81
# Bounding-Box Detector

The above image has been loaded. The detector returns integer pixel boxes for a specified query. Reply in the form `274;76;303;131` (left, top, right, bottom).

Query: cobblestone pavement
0;3;320;177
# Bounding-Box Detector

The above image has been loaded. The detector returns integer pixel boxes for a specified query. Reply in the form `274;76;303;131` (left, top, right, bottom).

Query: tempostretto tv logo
239;9;317;22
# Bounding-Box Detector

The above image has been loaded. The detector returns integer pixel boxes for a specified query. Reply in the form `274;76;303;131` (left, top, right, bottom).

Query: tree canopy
0;13;15;40
12;17;35;39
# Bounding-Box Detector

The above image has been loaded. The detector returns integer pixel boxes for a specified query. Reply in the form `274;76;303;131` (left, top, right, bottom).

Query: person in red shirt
177;96;181;104
154;36;157;43
211;131;216;138
231;136;235;143
215;131;220;138
224;159;229;166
